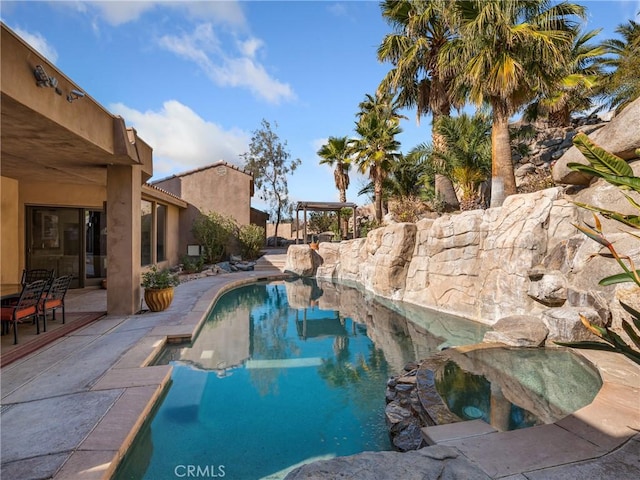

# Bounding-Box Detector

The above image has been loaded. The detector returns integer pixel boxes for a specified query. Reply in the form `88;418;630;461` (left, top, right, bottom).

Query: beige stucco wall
267;223;296;239
1;176;20;285
155;164;253;255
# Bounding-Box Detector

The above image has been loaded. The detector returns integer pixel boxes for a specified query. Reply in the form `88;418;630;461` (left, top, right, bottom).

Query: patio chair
39;275;72;331
21;268;54;287
0;279;48;344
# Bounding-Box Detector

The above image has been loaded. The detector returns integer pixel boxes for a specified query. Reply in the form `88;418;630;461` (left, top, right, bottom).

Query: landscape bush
238;224;265;260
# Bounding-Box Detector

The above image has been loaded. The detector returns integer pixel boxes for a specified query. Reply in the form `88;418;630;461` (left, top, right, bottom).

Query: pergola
295;201;358;244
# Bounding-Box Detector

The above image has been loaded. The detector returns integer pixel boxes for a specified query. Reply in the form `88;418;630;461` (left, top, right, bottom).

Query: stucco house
152;162;258;254
1;23;262;317
1;22;173;315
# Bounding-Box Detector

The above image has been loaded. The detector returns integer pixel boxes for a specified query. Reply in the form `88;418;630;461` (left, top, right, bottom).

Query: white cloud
71;1;247;28
110;100;249;178
12;27;58;63
90;1;157;26
158;25;295;104
237;37;263;59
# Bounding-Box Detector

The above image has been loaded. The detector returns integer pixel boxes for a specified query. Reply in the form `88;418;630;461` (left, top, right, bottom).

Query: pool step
422;419;497;445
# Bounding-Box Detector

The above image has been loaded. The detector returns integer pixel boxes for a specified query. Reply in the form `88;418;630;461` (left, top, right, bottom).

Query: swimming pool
114;279;489;479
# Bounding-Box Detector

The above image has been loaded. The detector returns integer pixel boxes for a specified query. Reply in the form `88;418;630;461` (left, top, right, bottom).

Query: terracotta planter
144;287;174;312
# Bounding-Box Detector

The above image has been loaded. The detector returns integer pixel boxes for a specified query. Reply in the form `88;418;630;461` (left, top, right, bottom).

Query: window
141;199;168;266
156;204;166;262
141;200;153;266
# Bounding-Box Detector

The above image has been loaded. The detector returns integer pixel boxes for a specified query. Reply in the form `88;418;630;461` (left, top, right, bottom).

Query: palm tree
357;153;433;202
378;0;461;211
599;19;640;114
317;136;351;202
441;0;585;207
524;28;606;127
317;136;351;237
350;92;403;223
431;113;492;209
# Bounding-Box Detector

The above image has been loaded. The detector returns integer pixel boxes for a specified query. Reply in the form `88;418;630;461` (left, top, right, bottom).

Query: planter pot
144;287;174;312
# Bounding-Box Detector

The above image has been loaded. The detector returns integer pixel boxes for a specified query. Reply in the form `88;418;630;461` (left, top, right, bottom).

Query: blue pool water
115;279;489;479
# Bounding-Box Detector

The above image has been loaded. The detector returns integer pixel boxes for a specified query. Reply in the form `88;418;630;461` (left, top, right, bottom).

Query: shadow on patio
0;287;107;367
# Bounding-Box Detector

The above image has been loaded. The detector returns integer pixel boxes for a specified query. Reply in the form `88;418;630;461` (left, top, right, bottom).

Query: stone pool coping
419;344;640;477
69;272;293;480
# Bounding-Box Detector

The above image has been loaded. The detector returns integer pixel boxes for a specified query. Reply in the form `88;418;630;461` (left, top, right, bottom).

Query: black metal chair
39;275;72;331
0;280;48;344
21;268;54;287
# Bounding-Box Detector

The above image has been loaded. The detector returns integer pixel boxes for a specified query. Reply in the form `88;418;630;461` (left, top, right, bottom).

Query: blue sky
2;1;639;212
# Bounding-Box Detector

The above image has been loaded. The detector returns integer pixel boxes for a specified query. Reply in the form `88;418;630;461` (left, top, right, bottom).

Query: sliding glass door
26;206;106;288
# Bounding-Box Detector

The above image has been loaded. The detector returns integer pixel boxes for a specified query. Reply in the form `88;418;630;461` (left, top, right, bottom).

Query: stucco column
107;164;142;315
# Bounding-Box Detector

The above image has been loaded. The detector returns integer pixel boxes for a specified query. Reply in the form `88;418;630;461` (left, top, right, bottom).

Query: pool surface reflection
115;279;488;479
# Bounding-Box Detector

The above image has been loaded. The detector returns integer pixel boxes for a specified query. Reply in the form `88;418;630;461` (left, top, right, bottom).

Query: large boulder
283;244;322;277
542;306;604;343
552;96;640;185
315;242;340;278
483;315;549;347
527;269;567;306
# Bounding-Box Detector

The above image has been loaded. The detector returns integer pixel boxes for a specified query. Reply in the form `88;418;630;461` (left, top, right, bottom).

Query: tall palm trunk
338;181;347;239
490;102;517;208
433;105;459;212
374;164;384;223
335;162;350;238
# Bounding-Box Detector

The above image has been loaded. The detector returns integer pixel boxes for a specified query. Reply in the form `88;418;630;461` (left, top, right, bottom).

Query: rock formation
285;102;640;346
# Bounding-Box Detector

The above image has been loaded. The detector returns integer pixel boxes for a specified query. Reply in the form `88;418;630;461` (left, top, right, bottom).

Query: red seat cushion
1;306;36;321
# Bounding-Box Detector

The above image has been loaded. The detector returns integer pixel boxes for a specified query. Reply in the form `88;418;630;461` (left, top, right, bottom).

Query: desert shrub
238;224;265;260
192;212;236;263
359;218;380;237
390;196;431;223
181;254;205;274
517;168;556;194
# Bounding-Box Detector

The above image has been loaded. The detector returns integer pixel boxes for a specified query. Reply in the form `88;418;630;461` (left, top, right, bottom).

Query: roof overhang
0;23;153;186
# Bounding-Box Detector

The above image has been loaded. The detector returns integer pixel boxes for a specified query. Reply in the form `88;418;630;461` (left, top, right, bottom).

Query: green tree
524;28;606;127
317;136;351;237
350;91;403;223
599;19;640;114
317;136;351;203
358;153;432;202
237;224;265;260
441;0;584;207
378;0;461;211
307;211;337;235
241;119;301;240
432;113;492;209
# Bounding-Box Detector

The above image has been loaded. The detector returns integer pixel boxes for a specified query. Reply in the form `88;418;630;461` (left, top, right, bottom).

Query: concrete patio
1;249;639;479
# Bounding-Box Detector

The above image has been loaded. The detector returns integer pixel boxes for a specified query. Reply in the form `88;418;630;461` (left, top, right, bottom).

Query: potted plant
141;265;180;312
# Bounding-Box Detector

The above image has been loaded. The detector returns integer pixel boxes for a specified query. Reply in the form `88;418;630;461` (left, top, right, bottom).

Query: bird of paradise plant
555;133;640;365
